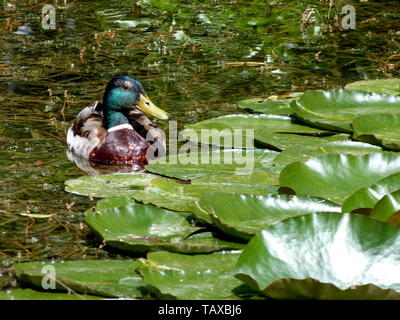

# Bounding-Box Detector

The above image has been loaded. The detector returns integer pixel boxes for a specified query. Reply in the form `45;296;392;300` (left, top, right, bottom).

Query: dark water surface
1;0;400;288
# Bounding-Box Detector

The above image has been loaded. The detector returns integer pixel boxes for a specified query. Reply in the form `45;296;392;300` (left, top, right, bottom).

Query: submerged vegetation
1;0;400;299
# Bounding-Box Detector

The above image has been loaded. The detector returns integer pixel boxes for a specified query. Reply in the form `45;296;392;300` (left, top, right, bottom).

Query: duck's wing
128;109;166;159
67;101;107;159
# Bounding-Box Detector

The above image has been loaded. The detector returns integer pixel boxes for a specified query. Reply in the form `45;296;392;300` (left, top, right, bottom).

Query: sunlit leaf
279;153;400;204
235;212;400;299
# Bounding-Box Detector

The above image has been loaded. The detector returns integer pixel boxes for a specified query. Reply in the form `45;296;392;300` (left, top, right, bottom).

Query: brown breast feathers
89;128;150;165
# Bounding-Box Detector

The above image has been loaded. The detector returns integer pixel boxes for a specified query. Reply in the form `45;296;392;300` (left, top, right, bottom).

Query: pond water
0;0;399;289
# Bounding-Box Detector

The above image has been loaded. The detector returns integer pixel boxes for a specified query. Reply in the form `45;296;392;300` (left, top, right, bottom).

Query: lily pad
279;153;400;204
65;173;160;198
274;141;382;166
181;114;331;149
290;89;400;132
342;172;400;213
146;149;279;181
137;251;256;300
352;114;400;150
85;203;243;253
370;190;400;226
253;132;348;151
237;98;294;115
96;197;136;210
196;193;341;240
131;177;278;223
235;212;400;299
345;79;400;95
13;260;144;298
0;289;102;300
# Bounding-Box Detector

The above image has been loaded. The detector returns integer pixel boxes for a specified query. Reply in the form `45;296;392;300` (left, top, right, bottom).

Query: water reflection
66;150;146;176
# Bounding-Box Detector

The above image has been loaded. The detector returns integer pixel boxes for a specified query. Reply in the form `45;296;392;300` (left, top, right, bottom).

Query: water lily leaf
237;98;294;115
279;153;400;204
131;177;278;224
353;114;400;150
370;190;400;226
290;89;400;132
274;141;382;166
13;260;144;298
137;251;256;300
65;173;160;198
85;203;243;253
345;79;400;95
96;197;136;211
235;212;400;299
0;289;102;300
342;172;400;213
253;132;347;151
196;193;341;240
146;149;279;181
180;114;331;149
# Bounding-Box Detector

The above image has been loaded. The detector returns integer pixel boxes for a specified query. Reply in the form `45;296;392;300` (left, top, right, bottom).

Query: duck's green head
103;75;170;121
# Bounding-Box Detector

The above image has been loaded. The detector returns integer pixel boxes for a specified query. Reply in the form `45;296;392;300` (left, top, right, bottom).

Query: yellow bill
137;94;170;120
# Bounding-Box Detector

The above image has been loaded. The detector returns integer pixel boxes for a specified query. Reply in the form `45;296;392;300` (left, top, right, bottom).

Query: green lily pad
96;197;136;210
290;89;400;132
370;190;400;226
345;79;400;95
65;173;160;198
137;251;256;300
146;149;279;181
353;114;400;150
237;98;294;115
0;289;102;300
13;260;144;298
279;153;400;204
253;132;348;151
131;177;278;224
342;172;400;213
180;114;332;150
85;203;243;253
235;212;400;299
274;141;382;166
196;193;341;240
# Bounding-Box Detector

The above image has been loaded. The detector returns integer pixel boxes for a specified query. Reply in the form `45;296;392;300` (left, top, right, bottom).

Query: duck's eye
122;84;129;90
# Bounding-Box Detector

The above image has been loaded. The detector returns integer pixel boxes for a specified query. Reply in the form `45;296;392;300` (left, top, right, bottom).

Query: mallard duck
67;75;170;168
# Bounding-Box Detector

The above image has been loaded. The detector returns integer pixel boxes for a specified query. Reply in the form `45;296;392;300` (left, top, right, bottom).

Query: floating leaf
352;114;400;150
196;193;341;240
180;114;331;149
96;197;136;211
290;90;400;132
0;289;102;300
274;141;382;166
279;153;400;204
345;79;400;95
137;251;256;300
85;203;243;253
65;173;160;198
342;172;400;213
235;212;400;299
146;149;279;181
370;190;400;226
237;98;294;115
253;132;348;151
131;178;277;224
14;260;144;298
